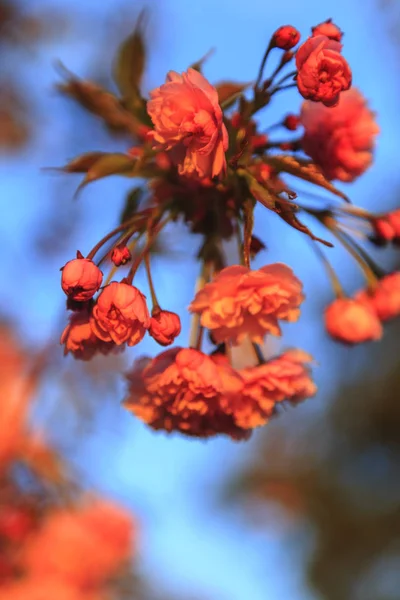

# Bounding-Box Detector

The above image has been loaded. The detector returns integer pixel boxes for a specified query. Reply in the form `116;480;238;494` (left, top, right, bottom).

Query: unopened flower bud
356;272;400;322
111;245;131;267
371;218;395;244
311;19;343;42
283;114;300;131
272;25;300;50
388;209;400;239
149;309;181;346
324;298;382;344
61;256;103;302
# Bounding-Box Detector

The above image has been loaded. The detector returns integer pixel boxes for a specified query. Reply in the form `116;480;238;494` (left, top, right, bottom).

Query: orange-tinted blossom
0;578;102;600
91;282;150;346
23;500;134;590
0;328;36;470
124;348;250;440
147;68;228;179
61;258;103;302
311;19;343;42
60;312;116;360
189;264;304;345
324;298;382;344
301;88;379;182
149;310;181;346
356;273;400;321
296;35;351;107
222;350;316;429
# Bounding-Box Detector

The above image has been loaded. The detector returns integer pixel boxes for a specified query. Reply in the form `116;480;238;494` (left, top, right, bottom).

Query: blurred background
1;1;400;599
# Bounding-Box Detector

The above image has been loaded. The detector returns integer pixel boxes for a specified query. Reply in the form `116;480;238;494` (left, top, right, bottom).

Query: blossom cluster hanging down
56;16;399;440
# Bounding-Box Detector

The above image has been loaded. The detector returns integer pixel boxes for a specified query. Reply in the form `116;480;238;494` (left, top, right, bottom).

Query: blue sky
1;1;400;599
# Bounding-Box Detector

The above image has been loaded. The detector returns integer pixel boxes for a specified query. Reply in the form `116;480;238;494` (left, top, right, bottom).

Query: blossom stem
334;205;373;219
144;252;160;310
252;343;266;364
273;70;297;88
327;222;379;288
270;82;297;95
126;213;171;284
189;261;212;349
336;229;386;281
254;42;273;91
309;239;345;298
268;61;295;87
195;325;205;351
86;209;154;261
235;223;245;266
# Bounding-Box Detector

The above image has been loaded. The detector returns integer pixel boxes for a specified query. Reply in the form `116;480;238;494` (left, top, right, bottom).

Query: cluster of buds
60;251;181;360
54;16;399;440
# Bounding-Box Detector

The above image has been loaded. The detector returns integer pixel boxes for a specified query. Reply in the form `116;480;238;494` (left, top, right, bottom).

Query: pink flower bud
371;218;395;244
283;114;300;131
312;19;343;42
272;25;300;50
356;273;400;322
324;298;382;344
149;310;181;346
111;245;131;267
388;209;400;239
61;257;103;302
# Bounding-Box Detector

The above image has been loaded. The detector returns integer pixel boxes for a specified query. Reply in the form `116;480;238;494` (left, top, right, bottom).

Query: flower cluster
0;326;137;599
124;346;315;439
0;496;135;600
56;17;399;440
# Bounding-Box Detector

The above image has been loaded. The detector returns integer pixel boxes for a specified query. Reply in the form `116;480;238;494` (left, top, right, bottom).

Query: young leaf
74;153;136;197
113;12;146;100
216;81;250;109
57;75;143;137
276;201;333;247
264;154;350;202
55;152;107;173
189;48;215;72
238;170;276;211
